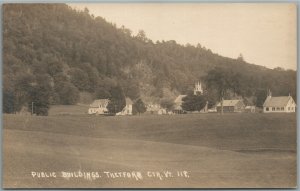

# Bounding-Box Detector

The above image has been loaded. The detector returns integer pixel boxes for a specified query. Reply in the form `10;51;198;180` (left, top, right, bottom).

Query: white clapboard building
263;92;296;113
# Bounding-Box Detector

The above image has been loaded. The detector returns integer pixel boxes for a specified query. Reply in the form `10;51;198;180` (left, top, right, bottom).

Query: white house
263;94;296;113
116;98;133;115
88;99;109;115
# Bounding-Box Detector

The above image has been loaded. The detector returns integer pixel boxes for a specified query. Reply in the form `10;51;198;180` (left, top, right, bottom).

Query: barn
216;99;245;113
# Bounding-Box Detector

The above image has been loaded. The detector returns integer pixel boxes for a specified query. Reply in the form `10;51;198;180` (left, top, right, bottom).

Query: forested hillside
3;4;296;114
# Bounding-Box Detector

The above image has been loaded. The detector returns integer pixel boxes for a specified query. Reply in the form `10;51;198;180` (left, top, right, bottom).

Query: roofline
263;96;294;107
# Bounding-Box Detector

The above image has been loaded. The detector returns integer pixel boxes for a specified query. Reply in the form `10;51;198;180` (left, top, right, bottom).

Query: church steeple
194;81;203;95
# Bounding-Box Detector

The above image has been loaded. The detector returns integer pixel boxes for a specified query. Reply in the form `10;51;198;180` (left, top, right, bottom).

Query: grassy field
48;104;89;116
2;113;297;188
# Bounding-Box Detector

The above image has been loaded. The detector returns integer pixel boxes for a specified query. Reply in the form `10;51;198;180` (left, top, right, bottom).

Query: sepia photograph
2;3;297;188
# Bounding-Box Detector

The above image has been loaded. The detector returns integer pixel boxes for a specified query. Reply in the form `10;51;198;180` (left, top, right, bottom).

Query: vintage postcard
2;3;297;188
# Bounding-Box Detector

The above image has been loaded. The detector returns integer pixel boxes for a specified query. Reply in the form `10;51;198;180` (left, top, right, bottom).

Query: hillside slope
3;4;296;112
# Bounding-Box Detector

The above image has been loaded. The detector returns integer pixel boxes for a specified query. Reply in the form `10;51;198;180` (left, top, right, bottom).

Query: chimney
268;89;272;97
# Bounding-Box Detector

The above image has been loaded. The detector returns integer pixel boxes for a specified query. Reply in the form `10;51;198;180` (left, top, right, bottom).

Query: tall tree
255;89;268;107
56;82;80;105
12;72;35;113
182;94;207;112
205;67;230;100
136;30;147;42
28;75;52;116
133;98;146;115
160;98;174;111
107;86;126;114
3;91;15;113
69;68;90;91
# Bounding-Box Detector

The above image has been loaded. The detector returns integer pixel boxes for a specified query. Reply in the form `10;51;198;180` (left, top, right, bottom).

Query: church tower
194;81;203;95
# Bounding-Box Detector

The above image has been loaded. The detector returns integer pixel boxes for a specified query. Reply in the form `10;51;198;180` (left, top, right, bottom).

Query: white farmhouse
263;93;296;113
88;99;109;115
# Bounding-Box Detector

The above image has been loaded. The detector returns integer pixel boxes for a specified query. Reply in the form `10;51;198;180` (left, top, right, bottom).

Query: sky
70;3;297;70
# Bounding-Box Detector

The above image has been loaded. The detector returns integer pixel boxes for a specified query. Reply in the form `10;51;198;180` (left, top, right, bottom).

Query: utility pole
31;102;34;115
221;97;224;115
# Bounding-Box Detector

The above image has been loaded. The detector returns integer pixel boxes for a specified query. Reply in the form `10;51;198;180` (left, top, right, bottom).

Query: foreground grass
3;113;297;188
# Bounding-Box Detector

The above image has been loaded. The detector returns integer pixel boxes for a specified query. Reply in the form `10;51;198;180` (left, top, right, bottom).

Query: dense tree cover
54;82;80;105
204;66;296;106
182;94;207;112
28;79;51;116
3;4;297;114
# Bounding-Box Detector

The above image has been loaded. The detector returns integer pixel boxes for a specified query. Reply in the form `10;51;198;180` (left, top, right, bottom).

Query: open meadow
2;112;297;188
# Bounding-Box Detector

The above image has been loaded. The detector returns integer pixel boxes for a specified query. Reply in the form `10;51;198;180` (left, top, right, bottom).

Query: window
266;107;269;111
276;107;280;111
281;107;284;111
272;107;275;111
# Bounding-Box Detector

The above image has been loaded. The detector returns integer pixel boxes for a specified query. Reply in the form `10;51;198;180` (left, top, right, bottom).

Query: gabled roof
174;95;187;103
90;99;109;108
125;97;133;105
216;100;243;107
263;96;293;107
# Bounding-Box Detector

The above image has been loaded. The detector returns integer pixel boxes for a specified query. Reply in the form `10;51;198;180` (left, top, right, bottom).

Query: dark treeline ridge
3;4;296;114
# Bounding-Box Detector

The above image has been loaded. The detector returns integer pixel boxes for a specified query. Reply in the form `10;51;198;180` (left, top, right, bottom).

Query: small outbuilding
245;106;256;113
